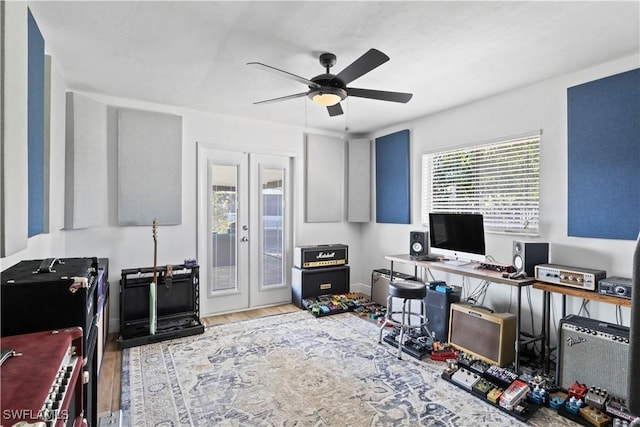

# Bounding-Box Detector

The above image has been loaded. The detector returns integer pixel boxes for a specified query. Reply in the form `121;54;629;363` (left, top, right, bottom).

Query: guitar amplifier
293;244;348;269
291;265;350;308
0;328;85;427
448;302;516;367
557;315;629;400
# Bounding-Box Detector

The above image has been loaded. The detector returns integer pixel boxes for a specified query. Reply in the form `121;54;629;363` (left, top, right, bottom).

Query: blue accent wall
28;9;45;237
375;129;410;224
567;68;640;240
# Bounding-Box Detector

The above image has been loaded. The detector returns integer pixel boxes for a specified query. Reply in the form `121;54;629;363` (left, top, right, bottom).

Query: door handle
241;236;249;242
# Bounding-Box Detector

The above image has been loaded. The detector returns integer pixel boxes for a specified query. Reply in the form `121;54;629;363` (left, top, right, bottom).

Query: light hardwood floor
97;303;300;418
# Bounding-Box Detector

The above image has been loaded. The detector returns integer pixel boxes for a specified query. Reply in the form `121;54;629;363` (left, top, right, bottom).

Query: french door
197;146;292;316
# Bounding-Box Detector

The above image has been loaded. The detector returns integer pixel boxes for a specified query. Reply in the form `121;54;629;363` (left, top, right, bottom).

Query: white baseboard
109;318;120;334
350;282;371;296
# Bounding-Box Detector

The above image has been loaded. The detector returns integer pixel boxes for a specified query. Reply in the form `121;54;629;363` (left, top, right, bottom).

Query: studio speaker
410;231;429;258
512;241;549;277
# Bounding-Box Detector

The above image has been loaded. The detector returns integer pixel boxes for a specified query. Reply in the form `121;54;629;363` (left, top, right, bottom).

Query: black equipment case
1;256;100;426
1;257;98;340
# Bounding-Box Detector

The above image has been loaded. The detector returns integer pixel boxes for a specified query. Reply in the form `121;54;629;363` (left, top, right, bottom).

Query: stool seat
389;280;427;300
378;280;432;359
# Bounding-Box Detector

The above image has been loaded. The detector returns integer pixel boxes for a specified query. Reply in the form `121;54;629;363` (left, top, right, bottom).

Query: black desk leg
515;286;522;372
543;290;551;374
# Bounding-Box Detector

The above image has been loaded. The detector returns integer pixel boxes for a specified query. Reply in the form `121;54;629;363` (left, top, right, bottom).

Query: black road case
1;256;101;426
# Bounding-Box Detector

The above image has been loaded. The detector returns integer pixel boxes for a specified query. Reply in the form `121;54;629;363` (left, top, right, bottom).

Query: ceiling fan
247;48;413;117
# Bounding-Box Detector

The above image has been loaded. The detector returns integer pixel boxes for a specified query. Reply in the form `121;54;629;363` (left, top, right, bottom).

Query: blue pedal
429;281;447;290
435;285;452;294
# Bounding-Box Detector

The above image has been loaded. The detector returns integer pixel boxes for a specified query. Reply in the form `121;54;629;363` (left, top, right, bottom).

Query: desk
532;282;631;373
385;254;535;372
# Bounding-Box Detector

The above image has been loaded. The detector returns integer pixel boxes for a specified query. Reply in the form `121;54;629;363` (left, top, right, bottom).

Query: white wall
361;54;639;344
2;22;637;341
55;93;365;328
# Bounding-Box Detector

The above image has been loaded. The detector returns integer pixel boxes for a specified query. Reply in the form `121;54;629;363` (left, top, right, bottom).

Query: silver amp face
557;315;629;400
534;263;606;290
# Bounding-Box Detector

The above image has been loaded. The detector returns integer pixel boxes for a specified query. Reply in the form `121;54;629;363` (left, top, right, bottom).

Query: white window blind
422;135;540;235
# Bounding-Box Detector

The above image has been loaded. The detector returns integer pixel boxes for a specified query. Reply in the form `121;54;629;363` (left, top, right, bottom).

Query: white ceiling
27;1;640;135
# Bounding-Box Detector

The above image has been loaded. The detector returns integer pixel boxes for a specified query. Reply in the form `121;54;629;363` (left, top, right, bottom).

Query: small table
385;254;536;372
532;281;631;373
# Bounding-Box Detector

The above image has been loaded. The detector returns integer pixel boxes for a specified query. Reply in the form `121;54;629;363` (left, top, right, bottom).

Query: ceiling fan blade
347;87;413;103
253;92;308;105
327;103;343;117
334;48;389;85
247;62;320;89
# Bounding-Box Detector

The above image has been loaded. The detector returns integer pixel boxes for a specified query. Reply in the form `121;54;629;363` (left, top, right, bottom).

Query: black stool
378;280;431;359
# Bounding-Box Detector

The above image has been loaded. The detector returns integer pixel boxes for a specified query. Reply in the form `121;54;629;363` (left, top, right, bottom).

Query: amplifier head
557;315;629;400
448;302;516;367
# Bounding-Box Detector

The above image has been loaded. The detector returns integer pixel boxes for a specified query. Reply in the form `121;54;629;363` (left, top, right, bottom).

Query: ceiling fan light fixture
309;87;346;107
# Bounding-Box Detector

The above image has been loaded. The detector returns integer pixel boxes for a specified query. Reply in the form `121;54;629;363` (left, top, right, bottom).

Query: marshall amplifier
557;315;629;400
291;265;350;308
294;244;348;269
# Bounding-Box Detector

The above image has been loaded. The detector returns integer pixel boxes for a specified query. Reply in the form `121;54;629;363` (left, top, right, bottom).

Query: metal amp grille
557;315;629;399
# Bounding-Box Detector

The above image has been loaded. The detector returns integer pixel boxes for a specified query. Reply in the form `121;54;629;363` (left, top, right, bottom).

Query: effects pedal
472;378;494;397
451;367;481;391
565;396;585;416
606;398;635;422
441;364;459;381
484;365;519;389
527;386;547;406
430;348;458;362
470;359;491;375
487;388;504;404
499;379;530;411
568;382;588;400
579;406;611;427
584;387;609;410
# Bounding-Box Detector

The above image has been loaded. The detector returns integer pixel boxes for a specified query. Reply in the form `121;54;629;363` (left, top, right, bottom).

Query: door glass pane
262;168;284;287
211;164;237;291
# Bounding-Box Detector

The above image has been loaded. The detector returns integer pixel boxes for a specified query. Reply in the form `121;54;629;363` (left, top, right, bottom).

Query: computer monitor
428;212;486;265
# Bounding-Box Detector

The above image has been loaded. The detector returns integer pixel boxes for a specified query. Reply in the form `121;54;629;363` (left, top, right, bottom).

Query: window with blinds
422;135;540;235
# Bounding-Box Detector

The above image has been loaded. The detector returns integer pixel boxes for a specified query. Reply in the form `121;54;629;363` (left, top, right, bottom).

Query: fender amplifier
448;302;516;367
557;315;629;400
293;244;348;269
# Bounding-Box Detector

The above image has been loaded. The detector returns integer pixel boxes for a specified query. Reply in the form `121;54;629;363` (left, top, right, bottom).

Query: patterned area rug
122;311;580;426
